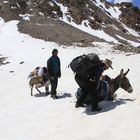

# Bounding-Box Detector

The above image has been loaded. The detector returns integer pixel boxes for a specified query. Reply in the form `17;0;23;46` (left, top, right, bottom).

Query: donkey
76;69;133;103
28;67;50;96
29;76;50;96
106;69;133;101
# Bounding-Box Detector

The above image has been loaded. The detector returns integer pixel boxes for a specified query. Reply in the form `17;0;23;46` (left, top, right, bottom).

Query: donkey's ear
124;69;130;76
120;69;124;78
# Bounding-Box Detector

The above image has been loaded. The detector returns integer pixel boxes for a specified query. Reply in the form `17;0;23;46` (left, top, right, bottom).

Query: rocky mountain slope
0;0;140;47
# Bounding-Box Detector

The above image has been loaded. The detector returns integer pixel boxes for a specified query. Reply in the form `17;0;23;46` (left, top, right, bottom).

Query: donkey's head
118;69;133;93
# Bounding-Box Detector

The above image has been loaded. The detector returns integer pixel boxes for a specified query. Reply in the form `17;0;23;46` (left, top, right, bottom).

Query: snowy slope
0;20;140;140
55;1;140;46
57;1;119;43
3;0;139;46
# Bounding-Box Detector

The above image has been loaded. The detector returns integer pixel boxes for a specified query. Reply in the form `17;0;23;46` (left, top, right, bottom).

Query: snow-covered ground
0;20;140;140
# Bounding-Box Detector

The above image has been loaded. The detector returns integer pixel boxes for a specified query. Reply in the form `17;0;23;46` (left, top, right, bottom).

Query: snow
0;17;5;27
121;23;140;37
116;34;127;40
0;19;140;140
116;34;140;47
56;2;118;43
127;40;140;47
39;12;44;16
49;1;54;7
95;0;122;19
111;24;119;30
19;14;31;21
52;1;140;45
54;1;140;45
3;1;8;4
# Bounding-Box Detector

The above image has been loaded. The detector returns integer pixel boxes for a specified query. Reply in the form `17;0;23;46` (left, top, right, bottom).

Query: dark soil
113;44;140;54
0;56;9;66
18;16;103;46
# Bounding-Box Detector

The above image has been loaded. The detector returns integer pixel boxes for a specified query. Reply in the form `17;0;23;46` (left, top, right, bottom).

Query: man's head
52;49;58;56
102;59;113;70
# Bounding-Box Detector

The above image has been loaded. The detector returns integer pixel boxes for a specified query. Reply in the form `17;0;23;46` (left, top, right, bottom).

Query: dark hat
102;59;113;69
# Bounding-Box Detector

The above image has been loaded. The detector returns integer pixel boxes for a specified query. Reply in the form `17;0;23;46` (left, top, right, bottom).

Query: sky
107;0;140;8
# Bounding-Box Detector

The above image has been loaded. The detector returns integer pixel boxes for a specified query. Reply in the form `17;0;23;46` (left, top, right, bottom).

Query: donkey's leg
31;86;33;96
45;85;49;95
35;87;42;94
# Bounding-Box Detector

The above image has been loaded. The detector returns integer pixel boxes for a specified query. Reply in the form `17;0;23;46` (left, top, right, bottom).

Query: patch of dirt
18;16;103;46
0;56;9;66
0;2;21;22
113;44;140;54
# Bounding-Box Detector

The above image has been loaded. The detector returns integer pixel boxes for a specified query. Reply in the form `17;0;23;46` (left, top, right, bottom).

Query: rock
19;61;24;64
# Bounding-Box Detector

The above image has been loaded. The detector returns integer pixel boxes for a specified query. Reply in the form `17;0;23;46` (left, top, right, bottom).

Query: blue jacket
47;55;61;78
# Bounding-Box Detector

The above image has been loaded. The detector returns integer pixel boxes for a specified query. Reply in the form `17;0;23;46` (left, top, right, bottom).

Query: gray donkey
107;69;133;100
76;69;133;103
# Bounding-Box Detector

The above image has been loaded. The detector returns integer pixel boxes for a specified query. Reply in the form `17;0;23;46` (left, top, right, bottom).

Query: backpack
69;53;101;77
28;67;47;78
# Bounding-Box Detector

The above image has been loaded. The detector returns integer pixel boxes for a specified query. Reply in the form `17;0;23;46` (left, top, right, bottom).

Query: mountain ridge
0;0;140;47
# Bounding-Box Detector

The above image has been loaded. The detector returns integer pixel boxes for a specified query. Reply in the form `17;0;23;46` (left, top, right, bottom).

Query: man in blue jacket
47;49;61;99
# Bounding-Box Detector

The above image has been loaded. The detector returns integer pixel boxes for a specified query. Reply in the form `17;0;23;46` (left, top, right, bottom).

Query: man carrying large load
69;53;113;112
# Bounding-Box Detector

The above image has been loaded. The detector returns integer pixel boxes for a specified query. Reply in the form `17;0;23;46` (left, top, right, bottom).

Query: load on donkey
28;67;50;96
69;53;133;110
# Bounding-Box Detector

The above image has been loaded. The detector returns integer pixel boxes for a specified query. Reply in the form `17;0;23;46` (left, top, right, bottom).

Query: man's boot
75;100;86;108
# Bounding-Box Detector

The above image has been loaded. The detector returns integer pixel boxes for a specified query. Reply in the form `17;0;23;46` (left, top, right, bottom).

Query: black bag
69;53;101;77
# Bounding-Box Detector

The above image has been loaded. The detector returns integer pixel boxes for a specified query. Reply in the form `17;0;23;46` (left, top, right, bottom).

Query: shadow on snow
84;98;135;115
34;92;72;99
